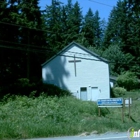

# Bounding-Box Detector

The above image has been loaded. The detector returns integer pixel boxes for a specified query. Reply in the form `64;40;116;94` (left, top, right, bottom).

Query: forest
0;0;140;96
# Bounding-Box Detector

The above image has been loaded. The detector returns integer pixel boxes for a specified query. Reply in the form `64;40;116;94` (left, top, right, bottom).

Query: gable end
41;42;108;67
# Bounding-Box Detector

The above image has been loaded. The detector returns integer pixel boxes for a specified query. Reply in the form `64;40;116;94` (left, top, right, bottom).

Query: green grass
0;91;140;139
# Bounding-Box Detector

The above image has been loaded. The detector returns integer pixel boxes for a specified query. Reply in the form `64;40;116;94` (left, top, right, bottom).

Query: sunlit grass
0;91;139;139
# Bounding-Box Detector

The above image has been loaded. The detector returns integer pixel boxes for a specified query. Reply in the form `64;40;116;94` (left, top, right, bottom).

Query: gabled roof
110;76;117;81
41;41;108;67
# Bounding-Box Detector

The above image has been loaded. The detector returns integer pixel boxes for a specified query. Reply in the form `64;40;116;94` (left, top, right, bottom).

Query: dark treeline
0;0;140;96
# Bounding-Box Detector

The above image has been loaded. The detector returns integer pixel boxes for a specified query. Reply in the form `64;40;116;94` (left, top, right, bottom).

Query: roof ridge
41;41;108;66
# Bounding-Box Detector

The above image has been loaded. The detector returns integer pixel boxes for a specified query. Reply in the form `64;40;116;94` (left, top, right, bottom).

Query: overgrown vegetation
0;0;140;138
0;78;71;100
116;71;139;91
111;71;140;97
113;87;126;97
0;92;140;139
0;0;140;97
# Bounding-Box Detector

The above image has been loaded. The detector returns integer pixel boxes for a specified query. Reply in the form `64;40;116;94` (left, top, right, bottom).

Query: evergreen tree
0;0;46;87
0;0;22;86
93;10;103;47
65;0;83;44
102;45;134;75
103;0;140;76
82;8;95;47
81;8;103;48
45;0;63;52
44;0;82;51
126;0;140;76
18;0;46;80
100;18;107;46
103;0;127;48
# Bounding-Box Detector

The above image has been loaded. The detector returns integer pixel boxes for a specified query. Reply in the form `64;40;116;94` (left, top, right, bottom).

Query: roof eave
41;41;109;67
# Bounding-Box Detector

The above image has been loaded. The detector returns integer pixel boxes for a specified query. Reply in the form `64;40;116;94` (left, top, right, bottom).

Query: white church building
41;42;110;101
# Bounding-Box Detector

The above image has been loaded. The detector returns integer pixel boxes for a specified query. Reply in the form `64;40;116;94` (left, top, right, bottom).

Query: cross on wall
69;55;81;77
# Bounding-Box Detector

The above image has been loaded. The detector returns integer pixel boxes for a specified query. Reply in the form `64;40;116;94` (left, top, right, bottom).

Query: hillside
0;91;140;139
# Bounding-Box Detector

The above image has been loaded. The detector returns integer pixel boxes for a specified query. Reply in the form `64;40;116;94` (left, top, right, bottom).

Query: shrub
13;78;36;96
0;78;35;98
113;87;127;97
0;78;71;99
116;71;139;91
37;82;71;97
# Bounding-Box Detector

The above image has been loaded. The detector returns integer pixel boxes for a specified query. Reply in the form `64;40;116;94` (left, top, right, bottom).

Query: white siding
110;81;114;88
42;44;110;101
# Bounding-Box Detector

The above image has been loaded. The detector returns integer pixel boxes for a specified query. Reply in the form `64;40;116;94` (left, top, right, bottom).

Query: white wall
110;81;114;88
42;44;110;101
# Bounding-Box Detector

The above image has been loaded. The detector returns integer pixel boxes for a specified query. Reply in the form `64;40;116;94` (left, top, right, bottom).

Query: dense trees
0;0;21;85
0;0;46;86
0;0;140;96
45;0;83;51
103;0;140;76
82;8;95;47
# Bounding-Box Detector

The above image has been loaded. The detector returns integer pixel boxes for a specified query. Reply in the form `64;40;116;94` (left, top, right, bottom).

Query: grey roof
110;76;117;81
109;75;140;83
41;41;109;67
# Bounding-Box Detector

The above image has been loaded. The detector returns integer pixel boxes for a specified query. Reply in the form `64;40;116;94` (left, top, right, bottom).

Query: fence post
129;98;130;122
122;98;125;123
98;107;101;117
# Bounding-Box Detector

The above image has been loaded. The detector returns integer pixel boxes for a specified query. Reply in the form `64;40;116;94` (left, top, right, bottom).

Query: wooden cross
69;55;81;77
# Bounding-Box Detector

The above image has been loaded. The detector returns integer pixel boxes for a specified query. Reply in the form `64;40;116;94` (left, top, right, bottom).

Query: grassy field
0;91;140;139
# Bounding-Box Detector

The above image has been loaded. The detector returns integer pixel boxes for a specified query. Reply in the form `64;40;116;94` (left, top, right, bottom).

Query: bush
0;78;71;99
116;71;139;91
0;95;109;139
37;82;71;97
0;78;35;98
113;87;127;97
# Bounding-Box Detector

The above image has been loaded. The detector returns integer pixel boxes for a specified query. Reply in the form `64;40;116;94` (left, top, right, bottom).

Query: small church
41;42;110;101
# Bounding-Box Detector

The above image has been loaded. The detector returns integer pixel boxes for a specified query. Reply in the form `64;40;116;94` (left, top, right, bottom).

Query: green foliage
93;10;103;47
0;78;71;98
116;71;139;91
65;1;83;42
89;44;135;76
44;0;83;52
0;0;91;99
88;46;103;56
14;78;35;96
82;8;103;48
0;96;101;139
38;83;71;97
103;0;127;47
112;87;126;97
0;0;46;89
0;93;140;139
102;44;134;75
82;8;95;47
103;0;140;77
17;78;32;87
1;0;140;100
